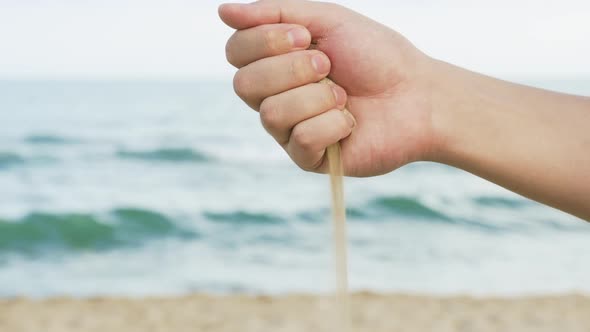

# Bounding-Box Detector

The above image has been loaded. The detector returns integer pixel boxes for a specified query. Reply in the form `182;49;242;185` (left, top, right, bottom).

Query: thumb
218;0;346;35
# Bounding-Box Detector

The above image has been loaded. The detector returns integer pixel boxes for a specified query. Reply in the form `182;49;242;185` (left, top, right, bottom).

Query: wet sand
1;293;589;332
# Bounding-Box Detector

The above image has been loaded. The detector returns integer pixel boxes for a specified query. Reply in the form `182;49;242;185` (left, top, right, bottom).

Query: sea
0;79;589;298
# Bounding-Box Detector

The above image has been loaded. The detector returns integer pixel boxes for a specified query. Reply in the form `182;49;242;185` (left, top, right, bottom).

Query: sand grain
1;293;589;332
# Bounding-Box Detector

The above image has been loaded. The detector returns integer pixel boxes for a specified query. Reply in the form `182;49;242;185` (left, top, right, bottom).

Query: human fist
220;0;437;176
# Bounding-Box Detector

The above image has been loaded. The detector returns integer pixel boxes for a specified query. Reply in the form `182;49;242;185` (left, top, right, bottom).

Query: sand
1;293;589;332
327;142;351;332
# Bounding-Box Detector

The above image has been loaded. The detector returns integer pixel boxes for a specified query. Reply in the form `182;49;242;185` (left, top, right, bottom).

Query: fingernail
312;54;330;74
287;28;309;49
342;109;357;128
331;85;346;107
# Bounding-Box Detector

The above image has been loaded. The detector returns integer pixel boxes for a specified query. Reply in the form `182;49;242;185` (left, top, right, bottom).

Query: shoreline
2;292;589;331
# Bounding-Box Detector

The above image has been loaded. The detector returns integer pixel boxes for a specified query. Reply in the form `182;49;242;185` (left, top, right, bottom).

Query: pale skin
219;0;590;221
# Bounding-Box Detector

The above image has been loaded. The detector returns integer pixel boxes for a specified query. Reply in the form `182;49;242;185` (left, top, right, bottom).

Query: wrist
425;58;485;166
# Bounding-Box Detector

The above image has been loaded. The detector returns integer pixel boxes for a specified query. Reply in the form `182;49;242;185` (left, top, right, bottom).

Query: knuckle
259;98;281;131
232;70;251;99
296;156;321;173
225;38;236;67
291;125;315;151
298;163;315;173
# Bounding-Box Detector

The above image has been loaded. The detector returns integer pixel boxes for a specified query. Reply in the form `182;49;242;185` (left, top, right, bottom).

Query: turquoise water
0;79;589;297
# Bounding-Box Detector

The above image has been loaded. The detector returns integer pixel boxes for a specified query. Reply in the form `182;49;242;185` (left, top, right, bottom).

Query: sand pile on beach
1;293;589;332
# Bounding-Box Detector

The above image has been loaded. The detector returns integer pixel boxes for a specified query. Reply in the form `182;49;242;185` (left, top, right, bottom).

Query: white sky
0;0;588;80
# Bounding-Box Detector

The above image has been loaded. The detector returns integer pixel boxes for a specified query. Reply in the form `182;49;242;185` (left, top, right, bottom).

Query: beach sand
1;293;589;332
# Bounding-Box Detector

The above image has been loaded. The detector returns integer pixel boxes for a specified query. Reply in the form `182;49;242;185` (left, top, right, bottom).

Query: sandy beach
1;293;589;332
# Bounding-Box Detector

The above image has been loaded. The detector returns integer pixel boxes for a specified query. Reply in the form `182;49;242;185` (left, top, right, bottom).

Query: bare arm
219;0;590;221
430;61;590;220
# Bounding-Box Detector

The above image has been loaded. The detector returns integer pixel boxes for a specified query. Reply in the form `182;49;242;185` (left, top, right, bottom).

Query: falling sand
313;51;351;332
317;71;353;331
327;143;351;332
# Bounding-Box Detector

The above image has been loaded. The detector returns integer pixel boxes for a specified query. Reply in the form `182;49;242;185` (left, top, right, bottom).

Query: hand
219;0;437;177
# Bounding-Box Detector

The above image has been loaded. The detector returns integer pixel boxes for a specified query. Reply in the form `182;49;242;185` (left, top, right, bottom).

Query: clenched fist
219;0;437;177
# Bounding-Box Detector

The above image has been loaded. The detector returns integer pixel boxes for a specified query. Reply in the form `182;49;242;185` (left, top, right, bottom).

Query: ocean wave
345;207;371;219
24;134;78;145
0;153;25;169
117;148;210;163
294;196;458;227
0;208;197;256
203;211;285;224
474;196;530;208
292;197;449;223
370;196;451;221
0;152;59;170
295;210;327;223
296;208;368;223
202;197;581;235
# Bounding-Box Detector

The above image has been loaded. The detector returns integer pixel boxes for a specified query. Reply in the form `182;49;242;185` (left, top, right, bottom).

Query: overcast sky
0;0;588;80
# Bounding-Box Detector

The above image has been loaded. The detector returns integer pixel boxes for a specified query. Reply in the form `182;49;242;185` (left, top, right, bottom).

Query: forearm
430;60;590;221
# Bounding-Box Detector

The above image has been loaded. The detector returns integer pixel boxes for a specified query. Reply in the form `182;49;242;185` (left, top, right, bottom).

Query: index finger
226;24;311;68
218;1;344;35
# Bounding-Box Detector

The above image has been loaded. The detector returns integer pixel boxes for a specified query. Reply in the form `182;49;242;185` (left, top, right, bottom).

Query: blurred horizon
1;0;589;81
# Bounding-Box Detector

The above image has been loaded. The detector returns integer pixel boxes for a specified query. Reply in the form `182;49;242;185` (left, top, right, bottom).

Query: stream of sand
327;143;350;332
